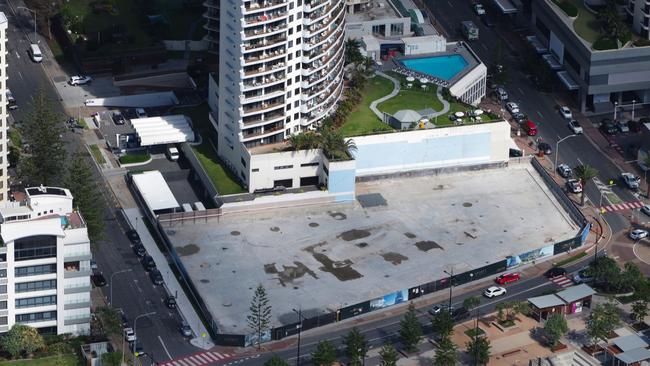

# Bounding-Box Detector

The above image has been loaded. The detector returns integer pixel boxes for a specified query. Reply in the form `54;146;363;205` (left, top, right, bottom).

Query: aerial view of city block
0;0;647;365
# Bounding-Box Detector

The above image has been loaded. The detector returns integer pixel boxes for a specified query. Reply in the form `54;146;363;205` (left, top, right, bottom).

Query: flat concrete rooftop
165;165;577;333
346;0;404;23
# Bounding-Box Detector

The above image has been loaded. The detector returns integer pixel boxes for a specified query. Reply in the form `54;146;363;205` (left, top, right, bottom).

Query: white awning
131;171;180;212
492;0;518;13
557;71;580;90
542;54;562;70
131;115;195;146
526;35;548;53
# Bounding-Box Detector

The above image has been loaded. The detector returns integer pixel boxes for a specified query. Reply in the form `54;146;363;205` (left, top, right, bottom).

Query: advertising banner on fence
369;289;409;311
506;244;554;269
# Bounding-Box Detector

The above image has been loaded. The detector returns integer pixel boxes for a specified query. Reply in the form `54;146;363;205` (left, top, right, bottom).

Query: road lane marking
158;335;173;360
518;87;524;95
14;51;19;58
447;0;453;7
17;71;22;80
537;110;543;118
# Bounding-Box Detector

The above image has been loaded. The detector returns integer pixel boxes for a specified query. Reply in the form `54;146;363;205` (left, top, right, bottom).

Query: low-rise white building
0;186;91;335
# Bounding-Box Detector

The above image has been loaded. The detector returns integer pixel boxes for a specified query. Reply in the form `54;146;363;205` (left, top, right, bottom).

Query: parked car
618;119;630;133
451;307;470;321
29;44;42;63
180;322;192;337
557;164;572;178
483;286;506;298
481;14;495;28
133;243;146;258
559;106;572;119
621;172;641;190
117;309;129;328
566;179;583;193
524;120;537;136
149;269;164;285
568;120;583;134
538;142;552;155
473;3;486;15
495;273;520;285
129;341;144;354
641;204;650;216
629;229;649;240
112;112;126;125
512;112;527;124
496;87;508;102
91;272;107;287
124;327;136;342
135;108;147;118
505;102;520;114
600;121;617;135
90;259;98;270
509;148;523;158
573;270;594;284
126;230;141;244
428;303;453;316
165;296;177;309
544;267;567;278
141;255;156;272
69;75;92;86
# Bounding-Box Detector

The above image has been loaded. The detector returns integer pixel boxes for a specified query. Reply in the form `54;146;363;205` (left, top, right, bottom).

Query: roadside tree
64;150;105;242
101;351;123;366
587;302;620;346
343;327;368;366
312;340;337;366
466;335;491;365
544;313;569;348
0;324;45;359
264;355;289;366
434;336;458;366
399;303;423;352
96;307;122;337
247;284;272;349
379;344;399;366
631;300;649;324
574;164;598;206
431;310;454;340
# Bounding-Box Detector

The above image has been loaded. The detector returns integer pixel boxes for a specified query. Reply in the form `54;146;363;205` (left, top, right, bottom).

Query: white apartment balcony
302;43;344;77
242;88;285;103
241;124;285;141
243;48;287;66
244;10;288;27
204;10;219;21
242;22;287;41
303;82;343;126
242;110;285;128
243;75;286;91
304;21;344;52
304;0;343;26
303;30;344;63
241;99;285;116
243;0;286;15
304;4;344;38
243;61;286;77
243;36;288;53
304;0;330;12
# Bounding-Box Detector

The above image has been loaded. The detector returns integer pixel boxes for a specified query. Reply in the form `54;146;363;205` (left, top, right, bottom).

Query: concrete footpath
123;208;215;350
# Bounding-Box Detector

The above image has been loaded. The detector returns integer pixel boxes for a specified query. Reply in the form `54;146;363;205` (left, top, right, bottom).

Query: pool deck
387;41;483;85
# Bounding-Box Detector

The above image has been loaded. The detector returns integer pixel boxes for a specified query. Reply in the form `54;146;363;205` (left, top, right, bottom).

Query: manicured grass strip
0;355;80;366
554;251;588;267
119;153;150;164
89;144;106;165
339;75;395;137
377;87;443;115
192;142;245;195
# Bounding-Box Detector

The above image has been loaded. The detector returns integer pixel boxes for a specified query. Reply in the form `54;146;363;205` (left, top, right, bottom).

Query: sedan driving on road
629;229;649;241
568;120;583;134
641;204;650;216
544;267;566;278
495;273;520;285
428;303;452;316
69;75;92;86
559;106;572;120
483;286;506;298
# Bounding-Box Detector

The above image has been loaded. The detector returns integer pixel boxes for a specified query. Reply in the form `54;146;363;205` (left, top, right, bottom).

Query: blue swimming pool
401;54;468;81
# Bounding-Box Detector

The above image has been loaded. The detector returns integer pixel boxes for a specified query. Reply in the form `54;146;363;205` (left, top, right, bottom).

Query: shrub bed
552;0;578;17
119;153;150;165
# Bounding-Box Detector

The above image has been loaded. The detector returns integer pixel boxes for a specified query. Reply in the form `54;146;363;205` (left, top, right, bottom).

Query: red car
495;273;520;285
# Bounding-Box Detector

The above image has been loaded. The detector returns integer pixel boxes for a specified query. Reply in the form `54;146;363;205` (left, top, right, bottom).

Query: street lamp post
614;101;619;121
443;268;454;310
632;100;636;120
16;7;37;43
553;134;577;176
133;312;156;365
109;268;133;306
292;308;305;366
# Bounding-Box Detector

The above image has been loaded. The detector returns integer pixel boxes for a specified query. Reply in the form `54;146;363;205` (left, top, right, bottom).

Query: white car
473;3;486;15
557;163;572;178
505;102;520;114
641;204;650;216
124;327;136;342
621;172;640;190
69;75;92;86
566;179;583;194
559;106;572;120
629;229;649;241
483;286;506;298
568;120;583;134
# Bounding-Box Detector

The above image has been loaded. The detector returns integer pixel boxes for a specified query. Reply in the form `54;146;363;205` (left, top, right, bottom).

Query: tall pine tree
247;284;272;349
399;303;422;352
312;340;337;366
343;327;368;366
379;344;399;366
64;151;104;242
20;87;65;186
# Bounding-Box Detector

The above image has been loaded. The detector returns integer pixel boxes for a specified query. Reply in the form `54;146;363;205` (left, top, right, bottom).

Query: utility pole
292;308;305;366
443;268;454;310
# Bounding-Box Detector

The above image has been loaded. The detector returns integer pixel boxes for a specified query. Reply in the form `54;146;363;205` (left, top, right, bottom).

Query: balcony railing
242;124;284;139
244;0;285;13
243;100;284;114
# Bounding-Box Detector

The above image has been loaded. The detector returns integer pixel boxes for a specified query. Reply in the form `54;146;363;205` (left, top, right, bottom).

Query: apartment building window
241;157;247;167
0;317;6;326
0;286;6;294
0;302;5;310
15;264;56;277
15;280;56;293
14;235;57;261
300;162;319;167
287;79;292;85
15;311;56;324
16;295;56;309
297;26;301;32
294;101;299;107
390;23;403;36
252;168;259;172
0;269;5;278
274;165;294;170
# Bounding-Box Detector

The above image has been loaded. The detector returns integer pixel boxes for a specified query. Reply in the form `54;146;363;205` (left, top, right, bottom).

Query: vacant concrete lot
166;165;577;332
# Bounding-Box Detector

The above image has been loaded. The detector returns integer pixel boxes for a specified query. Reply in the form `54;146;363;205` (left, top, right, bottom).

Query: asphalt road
1;0;200;362
426;0;631;233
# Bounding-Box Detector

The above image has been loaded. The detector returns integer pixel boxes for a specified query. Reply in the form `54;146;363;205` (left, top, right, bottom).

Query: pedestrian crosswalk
600;200;645;213
549;275;573;288
159;351;233;366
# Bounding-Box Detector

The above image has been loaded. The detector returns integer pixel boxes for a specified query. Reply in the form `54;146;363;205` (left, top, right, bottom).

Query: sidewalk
123;208;215;350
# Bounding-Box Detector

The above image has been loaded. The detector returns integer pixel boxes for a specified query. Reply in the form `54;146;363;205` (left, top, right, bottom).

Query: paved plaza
165;165;578;332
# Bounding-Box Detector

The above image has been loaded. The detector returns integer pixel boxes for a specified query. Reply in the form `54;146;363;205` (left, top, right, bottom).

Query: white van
193;202;206;211
166;145;180;161
29;44;43;63
182;203;193;212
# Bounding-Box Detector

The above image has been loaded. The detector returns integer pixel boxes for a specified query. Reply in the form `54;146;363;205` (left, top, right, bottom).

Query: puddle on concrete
175;244;200;256
328;211;347;220
309;222;320;228
263;262;318;286
200;279;210;283
311;253;362;281
338;229;371;241
415;240;443;252
356;242;368;248
270;226;280;232
463;202;473;207
380;252;408;265
231;231;240;236
404;232;416;239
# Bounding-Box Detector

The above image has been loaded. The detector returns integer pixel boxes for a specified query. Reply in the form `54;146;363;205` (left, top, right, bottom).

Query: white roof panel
131;171;180;212
131;115;195;146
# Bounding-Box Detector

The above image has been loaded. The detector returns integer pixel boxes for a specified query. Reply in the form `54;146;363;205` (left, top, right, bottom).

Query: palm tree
363;56;375;75
288;132;320;150
574;164;598;206
345;39;363;65
320;129;357;160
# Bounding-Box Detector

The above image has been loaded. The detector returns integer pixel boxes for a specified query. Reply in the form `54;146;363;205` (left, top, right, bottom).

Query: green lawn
567;0;600;43
119;152;151;164
0;355;80;366
377;88;443;115
339;75;395;137
88;144;106;165
192;143;245;195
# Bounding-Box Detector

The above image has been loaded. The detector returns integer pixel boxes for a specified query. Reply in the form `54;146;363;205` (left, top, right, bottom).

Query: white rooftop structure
131;115;195;146
131;171;180;213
